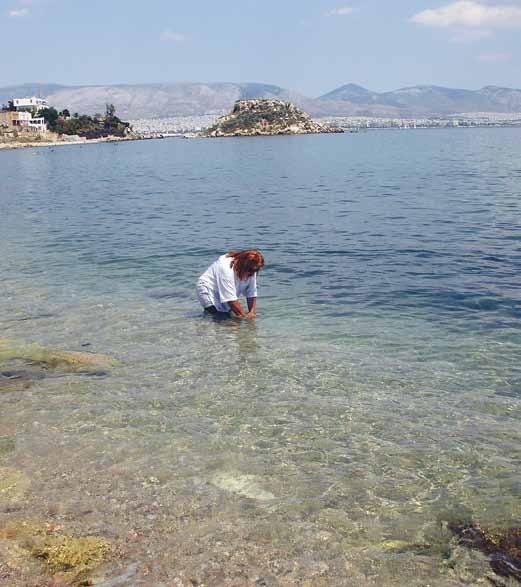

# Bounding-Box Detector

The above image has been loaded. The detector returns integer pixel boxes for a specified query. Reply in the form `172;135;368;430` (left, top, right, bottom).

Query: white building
13;96;48;110
0;110;47;133
2;96;49;133
17;110;48;132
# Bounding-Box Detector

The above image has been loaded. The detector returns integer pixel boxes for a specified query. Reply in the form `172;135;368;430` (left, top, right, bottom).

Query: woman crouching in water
197;250;264;319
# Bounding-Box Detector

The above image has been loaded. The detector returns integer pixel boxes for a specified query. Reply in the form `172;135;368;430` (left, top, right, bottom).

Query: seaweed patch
449;521;521;582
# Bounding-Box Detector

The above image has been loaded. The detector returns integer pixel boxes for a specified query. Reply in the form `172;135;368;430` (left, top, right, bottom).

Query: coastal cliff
203;99;343;137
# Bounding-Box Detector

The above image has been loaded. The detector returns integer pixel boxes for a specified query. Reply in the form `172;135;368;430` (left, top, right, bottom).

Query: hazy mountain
318;84;521;116
0;82;309;119
2;81;521;118
478;86;521;112
0;83;67;106
320;83;380;104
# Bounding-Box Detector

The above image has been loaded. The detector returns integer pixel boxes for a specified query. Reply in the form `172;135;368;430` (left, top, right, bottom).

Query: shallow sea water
0;129;520;586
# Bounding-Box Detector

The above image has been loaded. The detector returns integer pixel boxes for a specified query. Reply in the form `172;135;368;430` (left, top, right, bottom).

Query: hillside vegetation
39;103;129;139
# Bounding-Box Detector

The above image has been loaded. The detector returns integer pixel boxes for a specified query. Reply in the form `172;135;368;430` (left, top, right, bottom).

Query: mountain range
1;82;521;119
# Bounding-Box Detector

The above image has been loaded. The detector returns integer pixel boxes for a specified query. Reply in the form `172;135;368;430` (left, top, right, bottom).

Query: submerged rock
0;538;38;578
1;369;46;381
31;535;111;575
449;521;521;581
0;337;118;373
0;371;36;392
203;99;343;137
0;519;111;582
212;471;276;501
0;467;31;504
0;369;46;393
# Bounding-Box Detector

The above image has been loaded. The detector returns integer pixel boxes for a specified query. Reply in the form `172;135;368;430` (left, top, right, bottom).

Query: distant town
129;112;521;136
128;115;225;137
320;112;521;130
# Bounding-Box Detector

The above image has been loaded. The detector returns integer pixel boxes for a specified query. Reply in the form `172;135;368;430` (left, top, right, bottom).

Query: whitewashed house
13;96;48;111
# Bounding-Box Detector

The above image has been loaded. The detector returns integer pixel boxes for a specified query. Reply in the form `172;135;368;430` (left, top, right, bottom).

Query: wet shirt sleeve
215;263;239;303
245;274;258;298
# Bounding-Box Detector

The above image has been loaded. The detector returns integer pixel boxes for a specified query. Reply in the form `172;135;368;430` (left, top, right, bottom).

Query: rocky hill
203;100;343;137
2;82;521;119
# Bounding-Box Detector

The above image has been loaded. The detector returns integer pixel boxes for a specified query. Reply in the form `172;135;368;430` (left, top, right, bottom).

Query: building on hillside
0;110;47;133
13;96;48;111
1;95;49;133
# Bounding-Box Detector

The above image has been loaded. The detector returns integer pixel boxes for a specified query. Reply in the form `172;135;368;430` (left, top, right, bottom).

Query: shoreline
0;134;154;151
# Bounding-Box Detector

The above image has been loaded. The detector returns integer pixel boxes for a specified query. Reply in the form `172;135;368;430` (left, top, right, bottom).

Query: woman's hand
228;299;247;318
228;299;257;319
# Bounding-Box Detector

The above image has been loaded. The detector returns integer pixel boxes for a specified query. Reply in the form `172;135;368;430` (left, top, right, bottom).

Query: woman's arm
246;297;257;319
228;299;250;319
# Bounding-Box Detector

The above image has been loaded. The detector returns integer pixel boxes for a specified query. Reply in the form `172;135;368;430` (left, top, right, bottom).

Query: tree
38;107;59;130
105;103;116;117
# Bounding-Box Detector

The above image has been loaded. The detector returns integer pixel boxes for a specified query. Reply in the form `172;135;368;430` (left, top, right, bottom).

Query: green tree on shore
38;104;130;138
38;107;60;130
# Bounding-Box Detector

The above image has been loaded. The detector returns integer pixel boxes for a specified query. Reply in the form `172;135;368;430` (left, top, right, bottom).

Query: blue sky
1;0;520;95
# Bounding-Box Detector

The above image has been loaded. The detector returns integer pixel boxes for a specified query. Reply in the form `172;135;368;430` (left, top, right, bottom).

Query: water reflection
196;311;259;357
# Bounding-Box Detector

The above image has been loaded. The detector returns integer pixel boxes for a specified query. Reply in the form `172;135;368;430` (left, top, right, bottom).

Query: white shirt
197;254;258;312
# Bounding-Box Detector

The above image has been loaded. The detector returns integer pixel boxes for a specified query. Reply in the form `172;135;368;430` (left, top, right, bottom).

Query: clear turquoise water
1;129;520;585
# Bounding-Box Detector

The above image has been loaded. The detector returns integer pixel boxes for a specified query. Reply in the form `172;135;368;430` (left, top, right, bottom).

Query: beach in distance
1;128;521;586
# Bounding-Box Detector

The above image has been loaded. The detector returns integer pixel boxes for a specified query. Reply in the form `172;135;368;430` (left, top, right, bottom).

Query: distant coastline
0;134;150;151
2;114;521;152
129;113;521;137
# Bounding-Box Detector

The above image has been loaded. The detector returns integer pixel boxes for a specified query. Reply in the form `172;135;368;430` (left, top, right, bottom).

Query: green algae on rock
0;520;111;582
212;471;276;501
31;535;111;575
0;467;31;504
0;337;118;373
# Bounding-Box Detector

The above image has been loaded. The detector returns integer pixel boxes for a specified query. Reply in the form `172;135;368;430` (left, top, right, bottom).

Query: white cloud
411;1;521;28
159;30;186;42
325;6;353;16
478;51;512;61
9;8;29;17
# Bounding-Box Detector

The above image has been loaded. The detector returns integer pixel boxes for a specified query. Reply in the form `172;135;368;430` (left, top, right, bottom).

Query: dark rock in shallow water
449;522;521;581
0;369;46;391
79;370;109;378
1;369;46;381
10;313;55;322
0;369;46;392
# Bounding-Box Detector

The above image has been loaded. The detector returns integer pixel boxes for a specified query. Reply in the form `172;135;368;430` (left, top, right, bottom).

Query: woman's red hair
227;250;265;281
